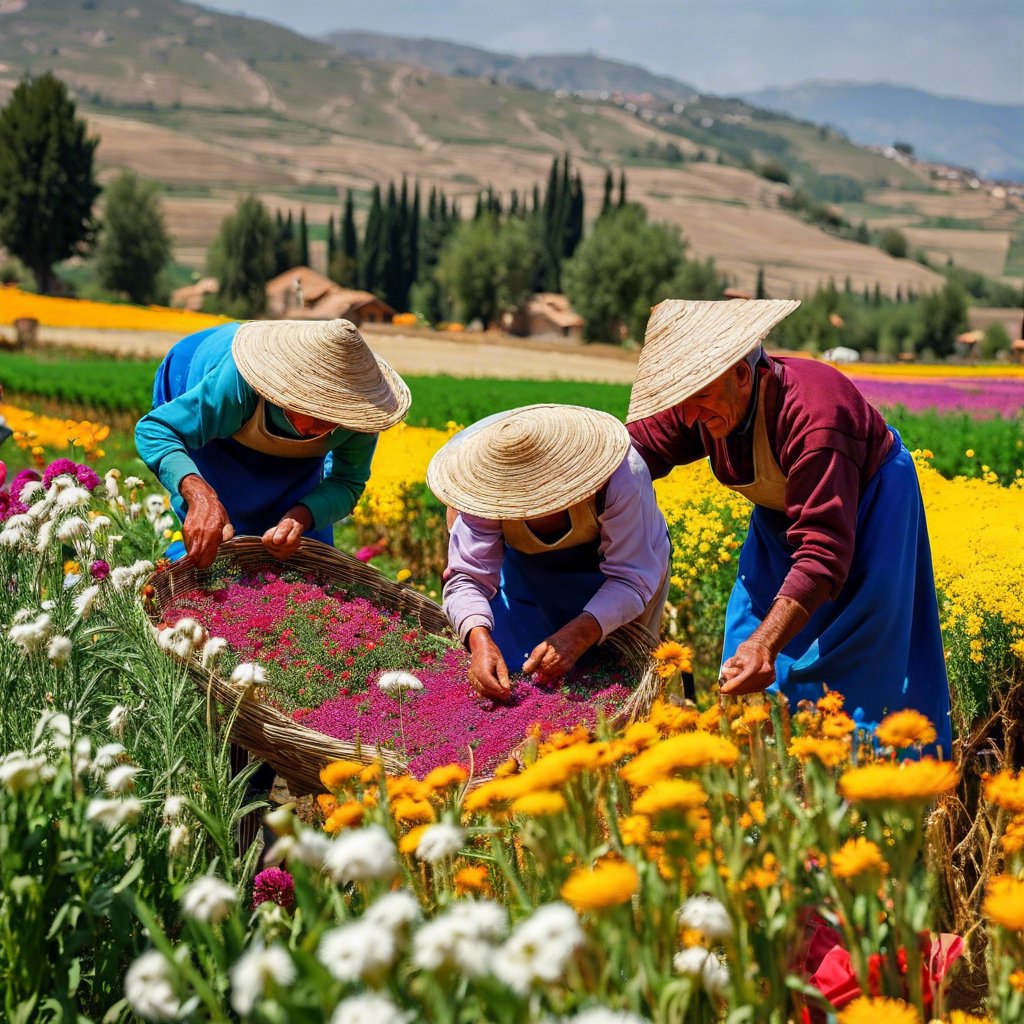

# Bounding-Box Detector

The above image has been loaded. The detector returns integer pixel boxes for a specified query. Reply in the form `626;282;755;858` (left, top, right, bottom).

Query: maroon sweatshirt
627;355;893;615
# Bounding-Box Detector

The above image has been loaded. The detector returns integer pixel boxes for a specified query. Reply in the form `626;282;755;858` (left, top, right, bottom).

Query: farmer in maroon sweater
627;299;951;753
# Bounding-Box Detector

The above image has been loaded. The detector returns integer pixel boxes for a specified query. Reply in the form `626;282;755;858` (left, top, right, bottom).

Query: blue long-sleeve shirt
135;325;377;530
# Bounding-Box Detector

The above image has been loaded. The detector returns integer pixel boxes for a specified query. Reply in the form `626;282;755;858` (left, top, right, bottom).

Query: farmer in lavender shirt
427;405;670;700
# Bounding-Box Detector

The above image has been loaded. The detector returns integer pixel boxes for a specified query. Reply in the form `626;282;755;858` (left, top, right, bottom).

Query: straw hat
426;404;631;520
231;319;411;432
626;299;800;423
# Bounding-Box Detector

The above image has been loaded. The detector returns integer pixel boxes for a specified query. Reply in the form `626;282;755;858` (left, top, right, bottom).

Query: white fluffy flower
105;764;140;794
673;945;727;994
324;824;398;884
124;475;145;489
0;752;46;792
104;471;121;499
172;617;207;646
364;889;421;931
200;636;228;667
89;515;112;533
330;993;410;1024
415;822;466;863
124;949;181;1021
35;519;53;552
143;494;167;520
93;742;125;769
38;710;71;748
412;898;508;976
377;670;424;695
5;514;31;531
0;526;26;547
8;613;52;654
87;797;144;829
271;828;331;869
318;920;396;982
73;585;101;620
169;634;195;660
46;635;73;667
168;824;191;858
19;481;44;503
678;895;733;942
55;516;89;542
491;902;584;995
56;486;92;509
110;566;138;590
163;794;186;820
181;875;237;924
230;662;267;689
108;704;130;738
73;736;93;777
548;1011;652;1024
229;944;297;1015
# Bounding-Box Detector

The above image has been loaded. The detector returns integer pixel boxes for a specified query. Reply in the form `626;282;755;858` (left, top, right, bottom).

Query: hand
263;505;313;560
180;475;234;569
467;627;511;701
719;639;776;696
523;613;602;683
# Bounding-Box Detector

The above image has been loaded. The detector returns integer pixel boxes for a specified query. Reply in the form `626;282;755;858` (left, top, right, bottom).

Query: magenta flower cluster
165;566;635;778
850;375;1024;419
42;458;100;491
251;867;295;910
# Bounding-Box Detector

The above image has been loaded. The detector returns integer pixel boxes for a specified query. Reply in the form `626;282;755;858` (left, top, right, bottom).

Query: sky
199;0;1023;105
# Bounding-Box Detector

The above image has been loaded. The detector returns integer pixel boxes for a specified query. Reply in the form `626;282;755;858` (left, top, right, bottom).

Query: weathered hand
180;475;234;569
262;505;313;560
523;613;602;682
719;639;776;696
467;626;511;700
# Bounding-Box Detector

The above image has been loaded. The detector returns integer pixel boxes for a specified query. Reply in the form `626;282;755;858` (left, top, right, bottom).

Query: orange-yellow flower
391;797;435;824
463;778;519;813
618;814;651;846
830;837;888;880
821;713;856;739
874;711;938;750
387;776;431;802
423;763;469;792
817;691;845;715
561;859;639;911
649;700;700;734
316;794;338;817
320;759;368;790
982;874;1024;931
399;824;430;855
839;760;959;805
454;864;491;895
633;779;708;816
741;703;771;727
324;801;366;833
1002;816;1024;855
984;770;1024;814
787;736;850;768
1009;969;1024;993
836;997;920;1024
620;732;740;787
652;640;693;678
946;1012;995;1024
511;791;567;817
743;853;780;890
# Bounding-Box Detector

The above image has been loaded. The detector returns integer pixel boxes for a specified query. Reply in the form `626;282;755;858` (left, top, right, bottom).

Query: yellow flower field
1;403;110;462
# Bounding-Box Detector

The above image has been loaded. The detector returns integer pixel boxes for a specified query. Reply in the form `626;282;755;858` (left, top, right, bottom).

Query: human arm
178;474;236;569
626;408;706;480
294;431;378;531
719;596;810;695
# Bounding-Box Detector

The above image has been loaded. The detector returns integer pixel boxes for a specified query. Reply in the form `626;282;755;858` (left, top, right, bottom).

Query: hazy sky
199;0;1022;105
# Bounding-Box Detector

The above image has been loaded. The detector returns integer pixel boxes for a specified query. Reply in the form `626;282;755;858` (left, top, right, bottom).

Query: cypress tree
298;208;309;267
601;169;614;215
618;169;627;207
408;182;420;305
326;213;336;274
360;184;383;292
341;189;358;262
755;267;766;299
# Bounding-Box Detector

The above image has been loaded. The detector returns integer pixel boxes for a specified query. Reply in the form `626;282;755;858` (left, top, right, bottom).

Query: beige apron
719;376;788;511
231;398;338;459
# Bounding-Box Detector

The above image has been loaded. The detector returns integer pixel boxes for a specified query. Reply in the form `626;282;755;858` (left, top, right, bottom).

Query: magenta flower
0;492;27;523
75;464;101;491
42;458;79;488
252;867;295;910
90;559;111;581
10;468;41;501
0;461;5;488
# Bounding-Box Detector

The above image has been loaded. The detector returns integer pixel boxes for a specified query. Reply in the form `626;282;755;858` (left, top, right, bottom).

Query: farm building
170;277;218;312
502;293;584;339
265;266;395;325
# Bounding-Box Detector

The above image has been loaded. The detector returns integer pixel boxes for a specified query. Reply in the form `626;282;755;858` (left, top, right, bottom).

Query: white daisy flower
181;875;237;924
229;944;296;1015
678;895;733;941
318;920;397;982
124;949;181;1021
491;902;584;995
415;822;466;863
323;824;398;884
330;993;410;1024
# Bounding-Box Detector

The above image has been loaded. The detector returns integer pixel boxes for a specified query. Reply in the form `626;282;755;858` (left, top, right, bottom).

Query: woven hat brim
232;319;411;433
626;299;800;423
426;404;631;520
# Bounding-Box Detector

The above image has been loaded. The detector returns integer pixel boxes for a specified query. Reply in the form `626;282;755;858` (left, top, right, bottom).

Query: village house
265;266;395;326
169;277;218;312
502;292;584;340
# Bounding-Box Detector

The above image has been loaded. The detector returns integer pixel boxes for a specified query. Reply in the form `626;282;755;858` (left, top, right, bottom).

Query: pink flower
10;468;41;501
75;464;101;491
90;559;111;581
252;867;295;910
43;458;78;488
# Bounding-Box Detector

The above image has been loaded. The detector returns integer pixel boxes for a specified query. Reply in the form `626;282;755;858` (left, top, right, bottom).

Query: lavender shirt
443;447;670;643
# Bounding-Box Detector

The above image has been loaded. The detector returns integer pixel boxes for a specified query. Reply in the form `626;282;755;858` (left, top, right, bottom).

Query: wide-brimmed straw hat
231;319;411;432
426;404;631;520
626;299;800;423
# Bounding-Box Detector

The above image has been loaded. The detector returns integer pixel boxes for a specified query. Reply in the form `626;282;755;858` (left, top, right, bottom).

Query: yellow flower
391;797;435;824
620;732;740;787
821;713;856;739
839;760;959;805
399;824;430;855
621;721;660;751
1002;816;1024;855
787;736;850;768
511;791;567;817
743;853;780;890
875;710;938;749
324;801;366;833
836;997;921;1024
633;778;708;816
741;703;771;727
561;859;639;911
830;837;889;880
652;640;693;678
396;568;412;582
63;560;80;575
463;778;520;813
946;1012;994;1024
316;794;338;817
618;814;651;846
983;874;1024;931
696;705;722;732
320;759;369;790
648;700;700;734
386;776;432;802
423;763;469;792
454;865;490;895
817;691;845;715
1009;969;1024;993
984;770;1024;814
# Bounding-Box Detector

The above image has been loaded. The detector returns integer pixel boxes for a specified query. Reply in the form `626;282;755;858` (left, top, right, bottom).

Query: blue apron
152;324;335;559
488;536;605;670
722;428;953;755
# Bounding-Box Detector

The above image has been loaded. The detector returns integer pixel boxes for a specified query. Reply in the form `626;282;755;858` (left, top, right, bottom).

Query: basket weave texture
146;537;659;794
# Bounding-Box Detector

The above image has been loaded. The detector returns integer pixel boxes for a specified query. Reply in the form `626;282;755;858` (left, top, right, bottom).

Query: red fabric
627;355;893;616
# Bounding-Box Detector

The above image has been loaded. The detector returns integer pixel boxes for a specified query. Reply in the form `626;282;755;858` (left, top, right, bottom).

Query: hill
740;82;1024;182
322;30;699;99
0;0;959;296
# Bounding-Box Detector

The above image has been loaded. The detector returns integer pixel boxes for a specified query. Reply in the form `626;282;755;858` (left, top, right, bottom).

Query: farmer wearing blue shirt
136;319;410;566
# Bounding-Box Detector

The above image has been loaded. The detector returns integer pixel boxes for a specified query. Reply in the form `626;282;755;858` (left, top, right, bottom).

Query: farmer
627;299;952;753
428;404;671;699
136;319;410;567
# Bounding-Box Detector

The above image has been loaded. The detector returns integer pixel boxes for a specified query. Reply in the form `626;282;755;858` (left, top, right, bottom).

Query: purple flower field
847;375;1024;418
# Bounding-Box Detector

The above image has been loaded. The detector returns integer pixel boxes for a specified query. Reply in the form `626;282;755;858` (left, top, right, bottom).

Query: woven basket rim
145;536;660;794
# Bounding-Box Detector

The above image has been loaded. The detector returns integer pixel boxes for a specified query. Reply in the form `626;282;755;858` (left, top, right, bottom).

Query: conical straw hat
426;404;631;520
626;299;800;423
231;319;411;432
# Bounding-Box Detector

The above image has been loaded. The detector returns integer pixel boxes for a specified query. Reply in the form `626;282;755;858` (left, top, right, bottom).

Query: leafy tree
562;204;683;344
436;215;501;325
206;195;275;318
297;208;309;267
878;227;908;259
980;321;1011;360
94;171;172;304
915;281;968;357
494;217;538;315
0;73;100;293
601;169;614;215
667;256;727;301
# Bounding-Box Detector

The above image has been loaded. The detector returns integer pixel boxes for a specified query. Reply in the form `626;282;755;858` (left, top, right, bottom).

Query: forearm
298;476;365;531
747;596;810;657
443;573;496;641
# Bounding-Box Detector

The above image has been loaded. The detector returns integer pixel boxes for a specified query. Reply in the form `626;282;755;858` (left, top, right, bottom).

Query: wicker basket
146;536;659;794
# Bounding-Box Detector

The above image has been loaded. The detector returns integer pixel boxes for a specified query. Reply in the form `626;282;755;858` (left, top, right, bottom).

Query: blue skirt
153;326;334;559
722;429;953;755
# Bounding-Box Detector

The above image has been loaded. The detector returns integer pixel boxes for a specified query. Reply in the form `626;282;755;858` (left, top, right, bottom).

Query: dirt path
29;326;641;384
